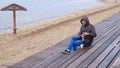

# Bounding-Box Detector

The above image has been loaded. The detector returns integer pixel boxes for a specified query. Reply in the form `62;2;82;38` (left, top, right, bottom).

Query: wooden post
13;10;17;34
0;3;27;34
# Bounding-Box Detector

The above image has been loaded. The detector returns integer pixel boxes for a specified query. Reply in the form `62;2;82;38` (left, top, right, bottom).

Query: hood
80;16;90;26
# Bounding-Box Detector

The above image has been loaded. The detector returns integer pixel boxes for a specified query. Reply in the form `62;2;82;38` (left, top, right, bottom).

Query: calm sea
0;0;101;31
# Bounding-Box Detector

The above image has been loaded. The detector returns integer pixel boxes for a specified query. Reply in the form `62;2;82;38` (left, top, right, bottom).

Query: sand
0;0;120;68
98;0;120;3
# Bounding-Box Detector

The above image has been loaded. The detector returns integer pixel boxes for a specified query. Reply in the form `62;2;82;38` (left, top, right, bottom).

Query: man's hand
80;34;85;38
84;32;89;36
80;32;89;38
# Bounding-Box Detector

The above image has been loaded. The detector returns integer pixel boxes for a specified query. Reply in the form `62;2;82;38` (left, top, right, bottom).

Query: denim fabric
67;36;84;51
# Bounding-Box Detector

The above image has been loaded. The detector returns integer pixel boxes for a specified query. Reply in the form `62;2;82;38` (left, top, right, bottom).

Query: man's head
81;19;87;26
80;16;90;26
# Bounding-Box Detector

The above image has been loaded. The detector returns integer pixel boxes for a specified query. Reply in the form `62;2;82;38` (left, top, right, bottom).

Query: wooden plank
33;53;65;68
77;24;120;68
117;40;120;45
87;36;120;68
47;47;90;68
8;14;120;68
39;20;120;68
34;19;120;68
58;47;89;68
96;18;120;33
35;16;120;68
36;19;120;68
92;19;120;47
110;51;120;68
59;20;120;68
77;30;120;68
33;26;106;68
95;14;120;33
67;25;120;68
49;26;108;68
59;24;120;68
108;50;120;68
96;13;120;31
71;23;119;67
46;23;110;66
32;13;119;67
97;46;120;68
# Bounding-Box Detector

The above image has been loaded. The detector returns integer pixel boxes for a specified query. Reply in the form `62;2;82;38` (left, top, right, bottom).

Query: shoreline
1;3;120;39
0;0;120;68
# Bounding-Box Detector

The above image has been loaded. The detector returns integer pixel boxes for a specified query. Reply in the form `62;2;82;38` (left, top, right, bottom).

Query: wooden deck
8;13;120;68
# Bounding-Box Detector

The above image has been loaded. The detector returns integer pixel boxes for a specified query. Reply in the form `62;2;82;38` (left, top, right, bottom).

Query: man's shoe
61;50;70;55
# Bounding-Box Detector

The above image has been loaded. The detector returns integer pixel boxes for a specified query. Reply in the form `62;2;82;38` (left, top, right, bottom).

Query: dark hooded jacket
78;16;97;46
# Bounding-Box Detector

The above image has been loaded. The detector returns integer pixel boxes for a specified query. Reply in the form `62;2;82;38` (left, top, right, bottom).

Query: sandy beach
0;0;120;68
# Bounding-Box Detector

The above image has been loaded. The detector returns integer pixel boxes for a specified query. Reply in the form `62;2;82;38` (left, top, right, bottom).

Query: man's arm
78;26;83;38
89;26;97;37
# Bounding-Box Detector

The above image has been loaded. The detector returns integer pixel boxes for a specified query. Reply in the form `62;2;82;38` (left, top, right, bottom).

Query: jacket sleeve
78;27;83;39
89;26;97;37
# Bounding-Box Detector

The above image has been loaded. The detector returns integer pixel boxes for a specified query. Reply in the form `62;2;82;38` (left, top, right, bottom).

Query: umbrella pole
13;10;17;34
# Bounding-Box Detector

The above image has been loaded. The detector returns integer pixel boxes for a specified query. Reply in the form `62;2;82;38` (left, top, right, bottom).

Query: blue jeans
67;36;84;51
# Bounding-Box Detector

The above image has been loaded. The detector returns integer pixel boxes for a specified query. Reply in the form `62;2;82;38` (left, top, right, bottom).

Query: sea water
0;0;101;31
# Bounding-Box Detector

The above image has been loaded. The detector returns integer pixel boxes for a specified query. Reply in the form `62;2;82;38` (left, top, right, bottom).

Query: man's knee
71;36;78;40
74;40;81;45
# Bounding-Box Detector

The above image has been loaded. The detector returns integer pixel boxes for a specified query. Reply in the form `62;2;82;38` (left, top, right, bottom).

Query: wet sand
0;0;120;67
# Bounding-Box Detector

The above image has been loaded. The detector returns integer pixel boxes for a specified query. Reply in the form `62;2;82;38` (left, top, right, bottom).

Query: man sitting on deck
62;16;97;55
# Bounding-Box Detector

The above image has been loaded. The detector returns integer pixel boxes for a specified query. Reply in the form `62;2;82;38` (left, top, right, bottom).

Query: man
62;16;97;55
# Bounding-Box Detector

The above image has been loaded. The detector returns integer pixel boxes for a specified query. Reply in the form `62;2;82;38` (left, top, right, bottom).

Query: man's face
81;20;86;26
